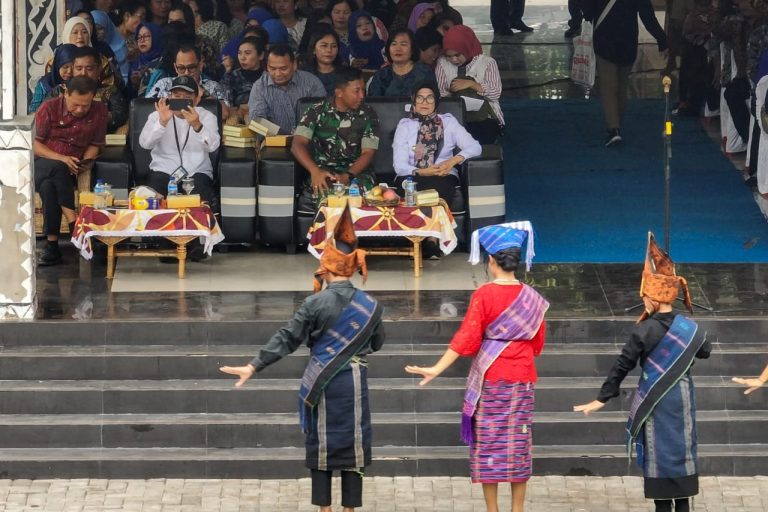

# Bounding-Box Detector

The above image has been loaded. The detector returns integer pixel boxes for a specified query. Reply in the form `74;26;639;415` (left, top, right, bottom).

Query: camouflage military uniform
295;98;380;197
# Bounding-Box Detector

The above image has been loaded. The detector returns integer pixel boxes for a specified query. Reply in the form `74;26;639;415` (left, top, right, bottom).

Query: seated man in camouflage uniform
291;67;380;209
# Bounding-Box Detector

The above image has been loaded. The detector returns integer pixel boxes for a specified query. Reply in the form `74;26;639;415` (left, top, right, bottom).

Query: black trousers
147;171;219;214
310;469;363;508
724;77;751;144
678;44;709;112
654;498;690;512
395;173;459;204
490;0;525;30
35;157;76;237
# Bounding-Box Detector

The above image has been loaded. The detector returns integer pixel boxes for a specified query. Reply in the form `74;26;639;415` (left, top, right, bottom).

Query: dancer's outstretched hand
573;400;605;415
405;365;440;386
219;364;255;387
731;376;766;395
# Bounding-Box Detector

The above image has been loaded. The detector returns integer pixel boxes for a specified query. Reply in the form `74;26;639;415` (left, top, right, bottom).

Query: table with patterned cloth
307;202;457;277
71;206;225;279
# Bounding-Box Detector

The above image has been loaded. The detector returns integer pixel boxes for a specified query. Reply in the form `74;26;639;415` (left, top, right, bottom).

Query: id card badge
171;166;188;182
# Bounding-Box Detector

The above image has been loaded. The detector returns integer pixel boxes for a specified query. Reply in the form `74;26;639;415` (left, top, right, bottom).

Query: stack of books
223;124;257;148
248;117;280;138
105;133;127;146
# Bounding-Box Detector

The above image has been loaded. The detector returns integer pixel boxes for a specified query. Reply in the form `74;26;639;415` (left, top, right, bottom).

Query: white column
0;0;15;119
0;117;36;319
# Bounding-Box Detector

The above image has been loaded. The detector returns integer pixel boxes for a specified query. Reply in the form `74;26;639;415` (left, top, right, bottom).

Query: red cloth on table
449;283;546;383
34;95;107;158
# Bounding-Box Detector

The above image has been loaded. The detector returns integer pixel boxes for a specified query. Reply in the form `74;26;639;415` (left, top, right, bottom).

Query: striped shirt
435;54;504;126
247;70;327;135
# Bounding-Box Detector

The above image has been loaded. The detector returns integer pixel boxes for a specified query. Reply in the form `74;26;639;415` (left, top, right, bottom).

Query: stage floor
35;242;768;321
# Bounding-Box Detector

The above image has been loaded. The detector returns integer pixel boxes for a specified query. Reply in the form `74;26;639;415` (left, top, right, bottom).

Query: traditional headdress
468;220;536;271
638;231;692;322
313;205;368;292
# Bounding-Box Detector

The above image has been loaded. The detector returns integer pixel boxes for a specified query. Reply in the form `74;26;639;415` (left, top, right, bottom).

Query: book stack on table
105;133;127;146
223;124;257;148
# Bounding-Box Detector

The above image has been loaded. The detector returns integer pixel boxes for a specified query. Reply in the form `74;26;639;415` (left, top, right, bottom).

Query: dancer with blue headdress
405;221;549;512
573;232;711;512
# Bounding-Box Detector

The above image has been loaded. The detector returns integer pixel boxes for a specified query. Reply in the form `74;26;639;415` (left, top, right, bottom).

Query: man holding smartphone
139;76;221;259
33;76;107;266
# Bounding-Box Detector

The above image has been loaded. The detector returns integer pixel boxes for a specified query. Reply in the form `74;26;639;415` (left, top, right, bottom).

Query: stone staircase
0;318;766;478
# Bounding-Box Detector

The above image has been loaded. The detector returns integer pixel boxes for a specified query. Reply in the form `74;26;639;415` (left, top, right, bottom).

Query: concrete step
0;343;761;380
0;411;764;449
0;377;761;414
0;444;765;479
2;317;766;346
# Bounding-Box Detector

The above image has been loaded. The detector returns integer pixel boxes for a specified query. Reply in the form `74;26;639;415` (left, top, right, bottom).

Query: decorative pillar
0;118;36;319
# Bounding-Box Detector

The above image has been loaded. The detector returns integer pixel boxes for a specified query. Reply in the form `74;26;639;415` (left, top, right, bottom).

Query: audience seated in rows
247;44;326;134
292;67;380;209
34;76;108;266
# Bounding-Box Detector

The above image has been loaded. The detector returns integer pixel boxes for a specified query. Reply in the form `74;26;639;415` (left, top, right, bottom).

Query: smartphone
168;98;193;111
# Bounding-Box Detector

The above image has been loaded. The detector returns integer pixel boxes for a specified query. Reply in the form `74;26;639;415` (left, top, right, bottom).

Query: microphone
662;76;672;94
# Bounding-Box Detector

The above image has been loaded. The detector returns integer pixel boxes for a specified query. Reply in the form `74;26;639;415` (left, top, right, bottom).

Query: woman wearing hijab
52;15;119;89
406;221;547;512
347;11;385;69
130;22;165;95
407;2;436;32
261;18;291;47
91;10;130;85
29;44;78;113
393;80;480;202
435;24;503;144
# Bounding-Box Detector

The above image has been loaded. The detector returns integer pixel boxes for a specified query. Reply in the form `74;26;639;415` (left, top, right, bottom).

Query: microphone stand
625;77;712;314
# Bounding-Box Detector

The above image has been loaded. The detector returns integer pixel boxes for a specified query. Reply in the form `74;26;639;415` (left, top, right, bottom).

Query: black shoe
38;243;62;266
745;175;758;188
494;27;514;36
564;25;581;38
422;240;442;260
511;22;534;32
188;244;207;262
605;128;622;147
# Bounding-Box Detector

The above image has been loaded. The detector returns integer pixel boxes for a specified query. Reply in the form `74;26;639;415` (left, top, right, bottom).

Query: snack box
130;197;161;210
415;189;440;207
265;135;293;147
167;194;201;208
79;191;114;207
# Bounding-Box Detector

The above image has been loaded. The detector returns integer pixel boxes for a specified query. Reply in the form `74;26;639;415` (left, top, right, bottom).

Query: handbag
570;0;617;90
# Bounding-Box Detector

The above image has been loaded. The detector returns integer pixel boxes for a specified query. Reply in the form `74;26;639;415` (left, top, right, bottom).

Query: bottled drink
404;176;417;207
168;178;178;196
94;179;106;208
348;178;362;208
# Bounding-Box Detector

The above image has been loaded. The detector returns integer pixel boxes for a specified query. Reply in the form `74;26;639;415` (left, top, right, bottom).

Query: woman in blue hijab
348;10;385;70
91;10;130;85
130;22;164;94
29;44;78;113
261;18;290;47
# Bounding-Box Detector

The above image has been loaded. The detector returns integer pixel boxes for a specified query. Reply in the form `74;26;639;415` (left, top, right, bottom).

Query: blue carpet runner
501;98;768;263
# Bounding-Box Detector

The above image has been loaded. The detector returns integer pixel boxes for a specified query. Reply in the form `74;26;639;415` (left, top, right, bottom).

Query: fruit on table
382;189;398;201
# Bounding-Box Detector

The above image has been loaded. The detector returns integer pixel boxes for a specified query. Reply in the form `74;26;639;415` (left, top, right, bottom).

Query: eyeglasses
175;63;199;73
137;34;152;41
414;95;435;104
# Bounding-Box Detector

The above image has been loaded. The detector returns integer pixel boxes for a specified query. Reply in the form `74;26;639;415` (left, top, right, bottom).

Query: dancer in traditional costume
220;205;384;512
573;232;711;512
405;222;549;512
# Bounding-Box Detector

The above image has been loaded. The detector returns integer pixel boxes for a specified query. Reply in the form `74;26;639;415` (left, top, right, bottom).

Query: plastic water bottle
404;176;417;207
168;178;178;196
348;178;362;207
94;179;106;208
